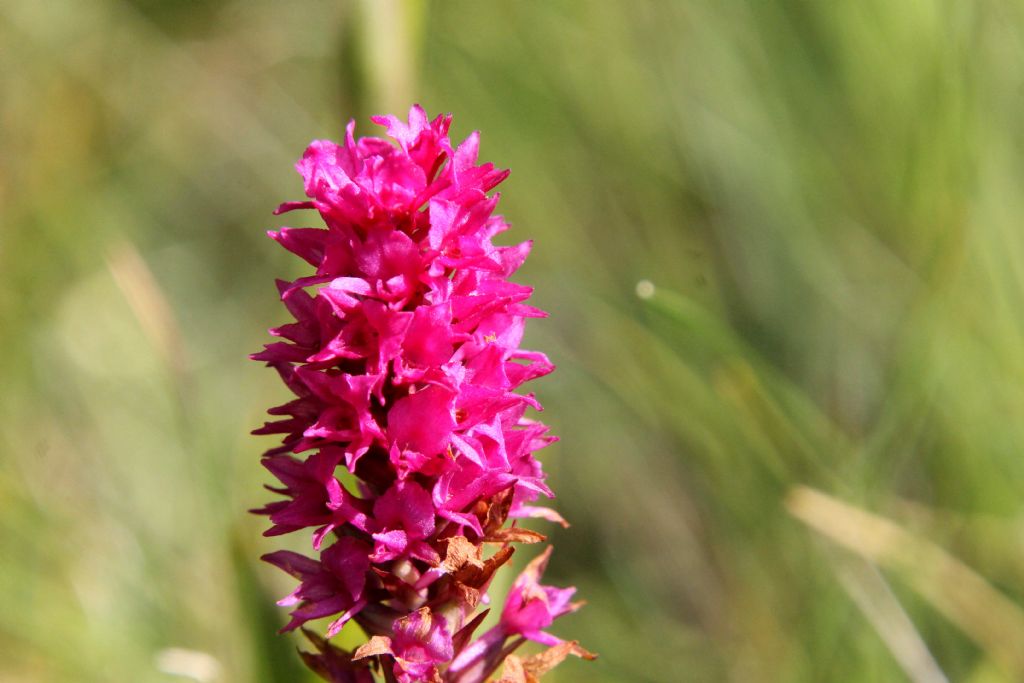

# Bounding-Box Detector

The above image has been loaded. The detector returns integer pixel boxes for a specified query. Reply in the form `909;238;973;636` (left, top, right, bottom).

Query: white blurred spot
635;279;655;299
155;648;221;682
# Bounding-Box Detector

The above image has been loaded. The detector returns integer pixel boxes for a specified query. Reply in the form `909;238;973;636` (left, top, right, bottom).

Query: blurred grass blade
787;486;1024;678
106;241;188;380
356;0;426;113
635;279;746;357
831;555;948;683
634;283;847;482
229;530;313;683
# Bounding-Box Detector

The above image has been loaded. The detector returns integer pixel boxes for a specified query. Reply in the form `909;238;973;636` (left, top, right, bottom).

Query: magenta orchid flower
253;106;593;682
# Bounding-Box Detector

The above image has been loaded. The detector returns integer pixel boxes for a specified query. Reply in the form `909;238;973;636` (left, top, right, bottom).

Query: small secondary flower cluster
253;106;593;682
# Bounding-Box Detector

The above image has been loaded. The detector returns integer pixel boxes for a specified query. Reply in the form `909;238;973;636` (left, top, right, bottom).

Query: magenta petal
374;480;436;539
262;550;320;578
513;505;569;528
402;302;454;367
325;599;367;638
321;537;371;601
387;385;456;456
370;529;409;562
437;509;484;537
297;139;355;197
273;200;316;214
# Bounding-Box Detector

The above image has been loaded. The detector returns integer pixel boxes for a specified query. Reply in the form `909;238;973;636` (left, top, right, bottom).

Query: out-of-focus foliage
3;0;1024;681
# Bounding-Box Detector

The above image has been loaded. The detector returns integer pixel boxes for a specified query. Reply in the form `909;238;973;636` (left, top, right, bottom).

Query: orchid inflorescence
252;106;593;683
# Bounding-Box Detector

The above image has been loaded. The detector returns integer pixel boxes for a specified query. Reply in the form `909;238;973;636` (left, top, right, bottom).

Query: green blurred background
4;0;1024;681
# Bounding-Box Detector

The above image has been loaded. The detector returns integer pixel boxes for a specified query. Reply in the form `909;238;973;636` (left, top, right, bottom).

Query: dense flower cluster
253;107;593;682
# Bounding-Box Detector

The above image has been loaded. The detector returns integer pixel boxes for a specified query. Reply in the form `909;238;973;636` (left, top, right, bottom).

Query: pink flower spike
253;106;591;681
